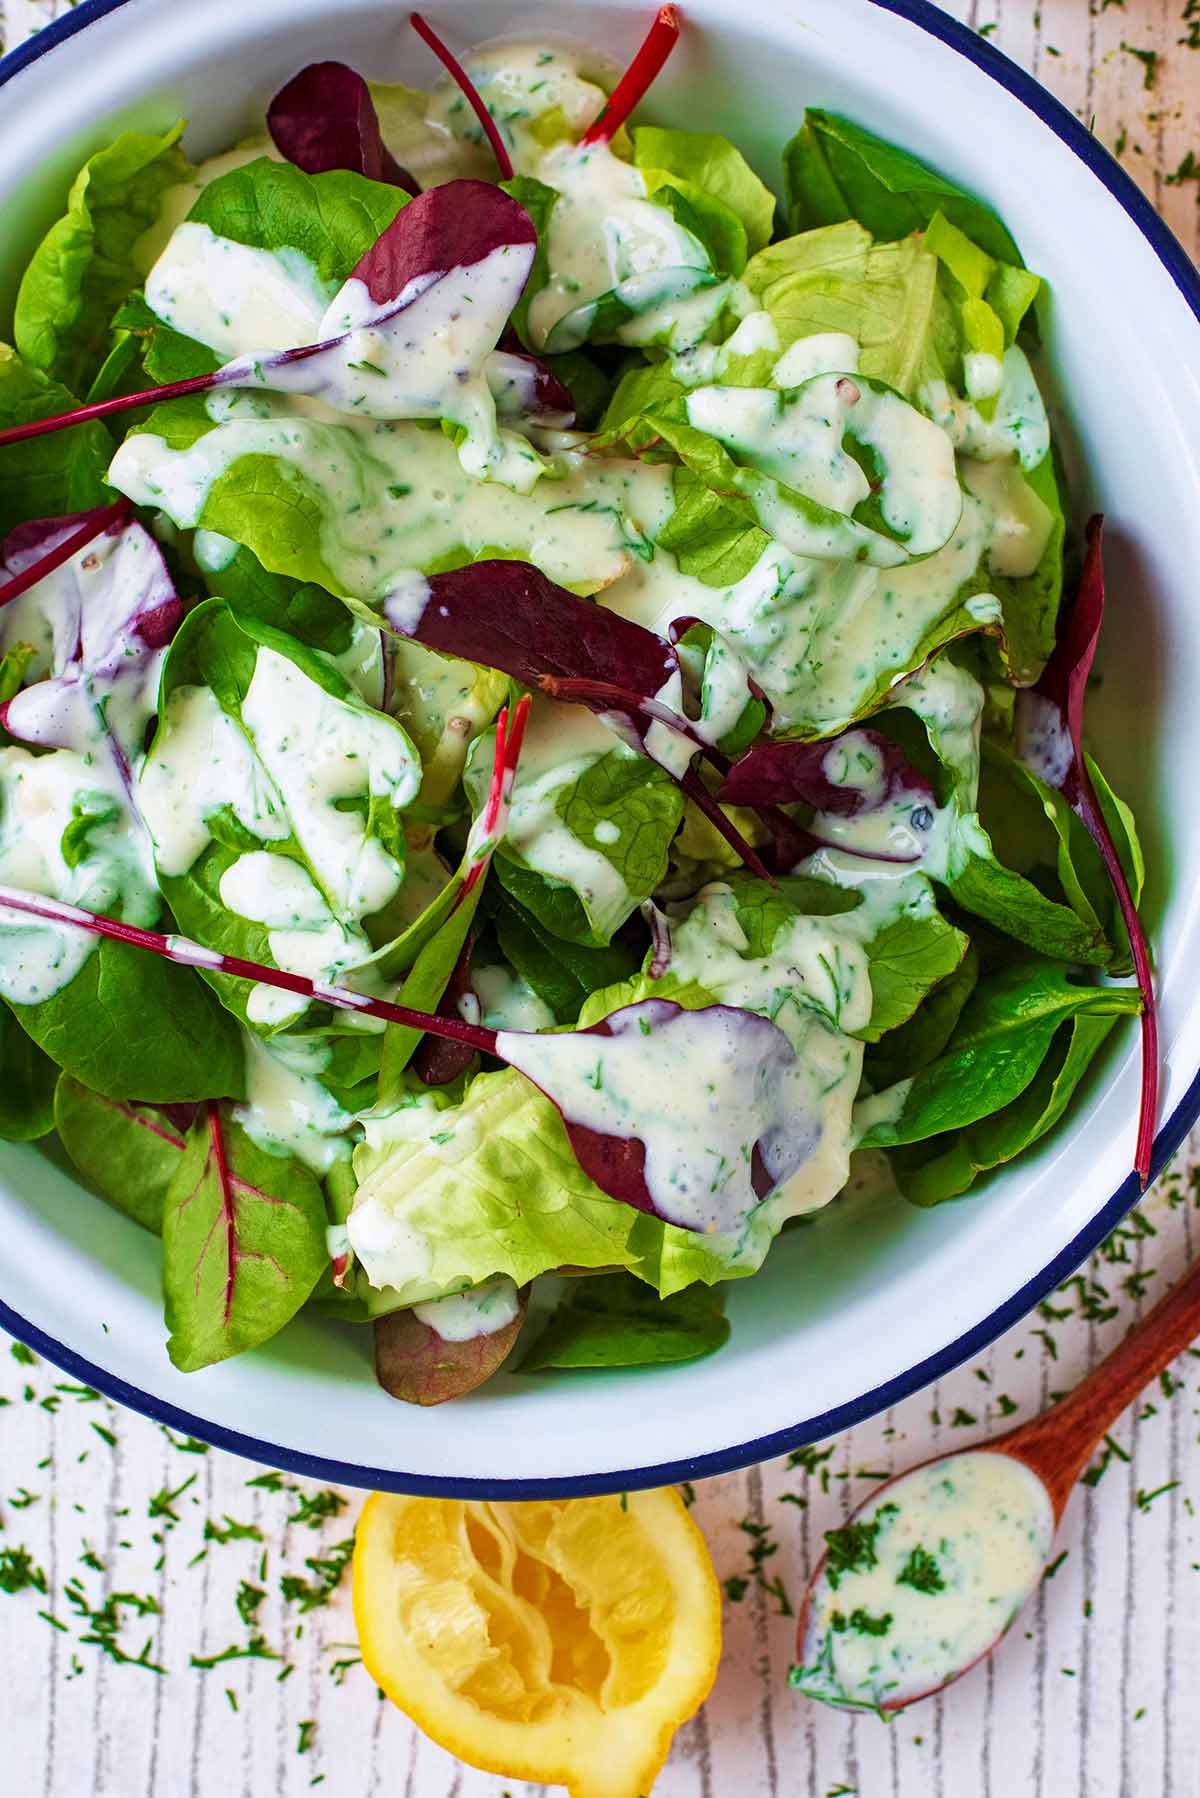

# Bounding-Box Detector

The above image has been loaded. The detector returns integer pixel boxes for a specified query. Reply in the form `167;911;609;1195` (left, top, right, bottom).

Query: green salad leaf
144;599;421;1030
0;346;113;534
0;1006;57;1141
14;125;190;394
783;111;1023;264
472;738;685;946
633;126;777;256
162;1104;328;1370
742;221;957;400
54;1075;187;1234
519;1271;730;1371
858;960;1141;1155
891;1009;1120;1204
488;882;642;1023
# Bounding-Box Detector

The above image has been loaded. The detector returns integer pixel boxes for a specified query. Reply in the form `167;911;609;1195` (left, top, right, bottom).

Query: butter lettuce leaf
14;125;190;394
633;126;777;256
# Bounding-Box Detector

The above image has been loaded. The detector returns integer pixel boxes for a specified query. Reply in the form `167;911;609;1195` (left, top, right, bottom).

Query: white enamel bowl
1;0;1197;1496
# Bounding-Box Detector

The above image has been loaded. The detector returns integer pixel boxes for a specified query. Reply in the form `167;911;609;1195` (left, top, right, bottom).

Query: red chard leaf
721;730;934;815
267;62;420;193
1015;515;1158;1185
487;349;575;426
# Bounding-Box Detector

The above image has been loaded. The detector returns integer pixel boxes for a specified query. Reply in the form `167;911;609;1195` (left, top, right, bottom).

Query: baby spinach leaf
0;1006;56;1141
518;1271;730;1371
979;736;1142;972
197;541;356;658
942;845;1111;966
860;905;969;1042
632;125;777;255
162;1103;328;1371
720;869;860;958
859;961;1141;1152
783;111;1022;264
864;940;979;1090
6;936;243;1103
54;1075;188;1233
14;126;190;394
0;347;112;535
892;1010;1119;1205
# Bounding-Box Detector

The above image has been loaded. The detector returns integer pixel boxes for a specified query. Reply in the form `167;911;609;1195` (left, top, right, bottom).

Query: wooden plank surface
1;2;1198;1794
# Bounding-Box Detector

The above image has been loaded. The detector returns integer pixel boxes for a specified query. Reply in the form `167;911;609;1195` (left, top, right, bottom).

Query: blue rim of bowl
1;0;1198;1498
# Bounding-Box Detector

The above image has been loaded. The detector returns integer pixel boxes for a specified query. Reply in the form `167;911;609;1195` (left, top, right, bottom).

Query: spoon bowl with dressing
791;1250;1200;1714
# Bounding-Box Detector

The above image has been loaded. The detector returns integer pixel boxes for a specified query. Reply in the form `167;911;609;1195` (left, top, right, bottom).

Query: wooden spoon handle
996;1253;1200;1516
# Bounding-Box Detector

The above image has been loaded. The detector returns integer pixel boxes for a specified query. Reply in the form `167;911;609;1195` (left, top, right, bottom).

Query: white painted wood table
1;2;1198;1794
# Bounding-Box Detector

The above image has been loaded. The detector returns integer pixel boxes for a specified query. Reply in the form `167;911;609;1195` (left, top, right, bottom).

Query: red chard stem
0;371;227;452
0;501;132;608
581;5;682;146
0;884;501;1057
409;12;515;179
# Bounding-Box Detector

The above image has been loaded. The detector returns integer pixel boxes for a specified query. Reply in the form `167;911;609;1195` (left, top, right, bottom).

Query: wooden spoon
792;1255;1200;1714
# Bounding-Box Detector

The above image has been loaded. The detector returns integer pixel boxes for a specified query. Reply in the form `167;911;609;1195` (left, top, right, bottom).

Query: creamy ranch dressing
0;747;158;1004
497;997;818;1235
412;1273;521;1340
234;1029;355;1173
109;392;677;604
145;221;337;359
684;374;962;558
793;1452;1055;1712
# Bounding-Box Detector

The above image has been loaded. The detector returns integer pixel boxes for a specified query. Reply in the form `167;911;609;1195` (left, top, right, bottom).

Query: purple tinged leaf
373;1285;529;1404
1015;515;1158;1186
487;348;575;427
720;730;933;815
339;176;535;309
267;62;419;193
385;557;773;878
0;509;182;781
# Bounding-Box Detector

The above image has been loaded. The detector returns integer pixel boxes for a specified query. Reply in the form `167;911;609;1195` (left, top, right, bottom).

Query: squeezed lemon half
354;1488;722;1797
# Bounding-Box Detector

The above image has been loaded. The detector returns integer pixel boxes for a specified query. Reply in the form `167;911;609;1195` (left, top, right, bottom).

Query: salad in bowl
0;6;1153;1406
